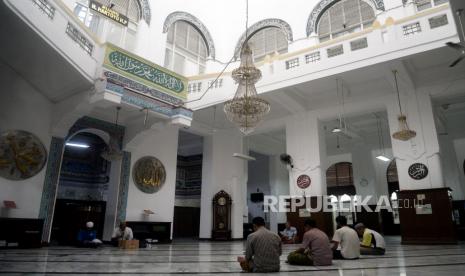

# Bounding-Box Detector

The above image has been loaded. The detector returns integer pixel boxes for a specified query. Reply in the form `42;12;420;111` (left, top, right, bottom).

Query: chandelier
391;70;416;141
223;0;270;135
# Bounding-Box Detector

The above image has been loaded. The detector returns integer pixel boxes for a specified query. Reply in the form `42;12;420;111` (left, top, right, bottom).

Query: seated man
354;223;386;255
77;221;102;248
331;216;360;260
237;216;282;273
287;218;332;266
111;221;133;245
280;221;298;244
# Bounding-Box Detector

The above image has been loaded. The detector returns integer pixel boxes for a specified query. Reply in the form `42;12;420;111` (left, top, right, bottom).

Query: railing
31;0;55;19
186;4;456;109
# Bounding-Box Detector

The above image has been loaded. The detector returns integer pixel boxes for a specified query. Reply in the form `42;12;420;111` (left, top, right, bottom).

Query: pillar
386;91;444;190
199;130;247;239
286;112;327;196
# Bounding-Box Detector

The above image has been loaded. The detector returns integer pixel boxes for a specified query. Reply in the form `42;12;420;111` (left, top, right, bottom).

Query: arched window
164;21;208;76
326;162;356;196
317;0;375;42
247;28;288;62
73;0;142;51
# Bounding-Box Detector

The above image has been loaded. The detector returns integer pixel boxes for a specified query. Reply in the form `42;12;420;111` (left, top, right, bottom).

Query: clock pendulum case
211;190;232;240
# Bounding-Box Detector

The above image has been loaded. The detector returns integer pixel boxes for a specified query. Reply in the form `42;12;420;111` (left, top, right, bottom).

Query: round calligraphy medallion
408;163;428;180
297;174;311;189
132;156;166;193
0;130;47;180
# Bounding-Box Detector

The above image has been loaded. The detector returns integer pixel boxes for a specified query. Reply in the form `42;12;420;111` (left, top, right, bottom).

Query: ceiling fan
446;9;465;67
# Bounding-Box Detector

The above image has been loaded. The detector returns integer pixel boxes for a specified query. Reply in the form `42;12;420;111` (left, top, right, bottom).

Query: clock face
0;130;47;180
218;197;226;206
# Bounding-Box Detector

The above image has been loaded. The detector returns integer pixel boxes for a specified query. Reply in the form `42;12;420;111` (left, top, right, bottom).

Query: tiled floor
0;237;464;275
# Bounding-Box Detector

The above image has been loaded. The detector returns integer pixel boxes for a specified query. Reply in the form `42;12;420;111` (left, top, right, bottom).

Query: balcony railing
186;4;456;109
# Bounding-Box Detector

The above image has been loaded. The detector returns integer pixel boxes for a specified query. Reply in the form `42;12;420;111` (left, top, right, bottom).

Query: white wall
124;126;179;238
0;61;53;218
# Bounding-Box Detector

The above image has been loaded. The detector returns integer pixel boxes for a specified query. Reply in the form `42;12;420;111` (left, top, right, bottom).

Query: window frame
246;27;289;62
164;21;208;76
316;0;376;42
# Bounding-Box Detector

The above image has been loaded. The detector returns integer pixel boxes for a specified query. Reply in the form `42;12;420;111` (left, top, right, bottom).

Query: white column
351;144;379;204
286;112;327;196
386;91;444;190
199;130;247;239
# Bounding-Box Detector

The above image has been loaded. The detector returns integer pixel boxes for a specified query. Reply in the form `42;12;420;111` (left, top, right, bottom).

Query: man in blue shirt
77;221;102;248
280;221;298;244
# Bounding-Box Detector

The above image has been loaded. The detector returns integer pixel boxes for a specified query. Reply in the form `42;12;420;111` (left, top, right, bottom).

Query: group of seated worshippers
237;215;386;272
76;221;133;247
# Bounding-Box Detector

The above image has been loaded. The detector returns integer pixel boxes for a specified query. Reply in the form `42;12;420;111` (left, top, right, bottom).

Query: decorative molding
306;0;385;36
234;18;293;58
138;0;151;25
104;71;184;106
39;137;65;242
104;79;193;120
163;11;216;59
116;151;131;223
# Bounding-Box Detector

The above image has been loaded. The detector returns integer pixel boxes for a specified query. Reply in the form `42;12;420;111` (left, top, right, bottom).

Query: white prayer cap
86;221;94;228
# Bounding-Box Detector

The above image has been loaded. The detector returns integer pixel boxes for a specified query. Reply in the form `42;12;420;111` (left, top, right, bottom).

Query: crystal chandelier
224;44;270;135
223;0;270;135
391;70;416;141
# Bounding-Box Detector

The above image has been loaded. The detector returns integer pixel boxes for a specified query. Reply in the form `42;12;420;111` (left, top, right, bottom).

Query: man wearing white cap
77;221;102;248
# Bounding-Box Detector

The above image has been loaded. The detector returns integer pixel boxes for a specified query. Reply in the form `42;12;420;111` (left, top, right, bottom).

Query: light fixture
232;153;256;161
391;70;416;141
376;155;391;162
223;0;270;135
375;113;390;162
332;127;342;133
66;142;90;148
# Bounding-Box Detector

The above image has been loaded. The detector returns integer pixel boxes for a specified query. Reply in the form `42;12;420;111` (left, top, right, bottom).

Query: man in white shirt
280;221;298;244
112;221;133;244
354;223;386;255
331;216;360;260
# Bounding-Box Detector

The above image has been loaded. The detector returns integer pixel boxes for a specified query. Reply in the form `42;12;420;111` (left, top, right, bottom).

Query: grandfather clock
211;190;232;240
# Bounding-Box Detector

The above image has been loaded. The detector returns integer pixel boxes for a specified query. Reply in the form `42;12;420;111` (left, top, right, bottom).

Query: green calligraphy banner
103;44;187;100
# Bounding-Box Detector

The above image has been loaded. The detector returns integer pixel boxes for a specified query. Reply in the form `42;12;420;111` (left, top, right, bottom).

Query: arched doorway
50;132;110;245
381;159;401;235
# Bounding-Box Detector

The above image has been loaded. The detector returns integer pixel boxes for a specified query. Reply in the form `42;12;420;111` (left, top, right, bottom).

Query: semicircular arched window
164;21;208;76
326;162;356;196
73;0;141;51
247;27;288;62
317;0;375;42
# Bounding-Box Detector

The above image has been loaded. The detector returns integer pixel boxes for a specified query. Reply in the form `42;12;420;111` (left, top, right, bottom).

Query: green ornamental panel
103;44;187;100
